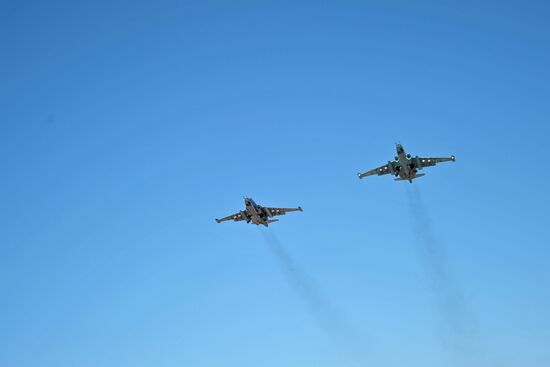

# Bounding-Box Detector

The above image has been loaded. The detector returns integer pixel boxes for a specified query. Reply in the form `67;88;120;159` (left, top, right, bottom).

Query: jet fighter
358;144;455;183
215;197;303;227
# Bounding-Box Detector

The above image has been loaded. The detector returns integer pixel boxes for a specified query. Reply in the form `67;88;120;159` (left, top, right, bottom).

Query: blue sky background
1;1;549;366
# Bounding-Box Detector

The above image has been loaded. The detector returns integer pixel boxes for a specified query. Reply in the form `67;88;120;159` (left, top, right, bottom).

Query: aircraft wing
415;155;455;168
264;206;303;217
357;161;398;179
215;211;247;223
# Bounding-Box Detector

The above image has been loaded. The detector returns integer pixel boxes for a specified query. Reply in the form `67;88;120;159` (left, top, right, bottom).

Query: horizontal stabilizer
267;219;279;224
394;173;425;181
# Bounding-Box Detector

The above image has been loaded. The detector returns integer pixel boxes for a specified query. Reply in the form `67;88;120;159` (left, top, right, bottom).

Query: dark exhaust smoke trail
259;229;369;366
406;185;477;363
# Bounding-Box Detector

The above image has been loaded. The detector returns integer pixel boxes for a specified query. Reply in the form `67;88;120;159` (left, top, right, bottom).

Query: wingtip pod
451;155;456;161
298;206;303;212
357;173;363;179
215;218;221;223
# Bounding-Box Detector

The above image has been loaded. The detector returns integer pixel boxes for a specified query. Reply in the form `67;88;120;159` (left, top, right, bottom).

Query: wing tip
215;218;221;223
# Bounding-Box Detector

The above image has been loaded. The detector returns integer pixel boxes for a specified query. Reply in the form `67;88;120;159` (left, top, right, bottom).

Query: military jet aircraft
358;144;455;183
215;197;303;227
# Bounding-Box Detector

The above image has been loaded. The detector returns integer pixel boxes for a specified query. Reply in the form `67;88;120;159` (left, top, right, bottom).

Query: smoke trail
259;229;369;365
406;185;477;363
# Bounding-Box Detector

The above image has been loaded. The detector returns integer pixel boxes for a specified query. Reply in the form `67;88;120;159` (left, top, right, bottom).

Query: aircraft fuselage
244;198;269;227
395;144;419;183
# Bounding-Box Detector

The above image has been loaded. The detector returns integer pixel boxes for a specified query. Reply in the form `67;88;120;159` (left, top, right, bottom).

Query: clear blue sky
1;1;549;366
